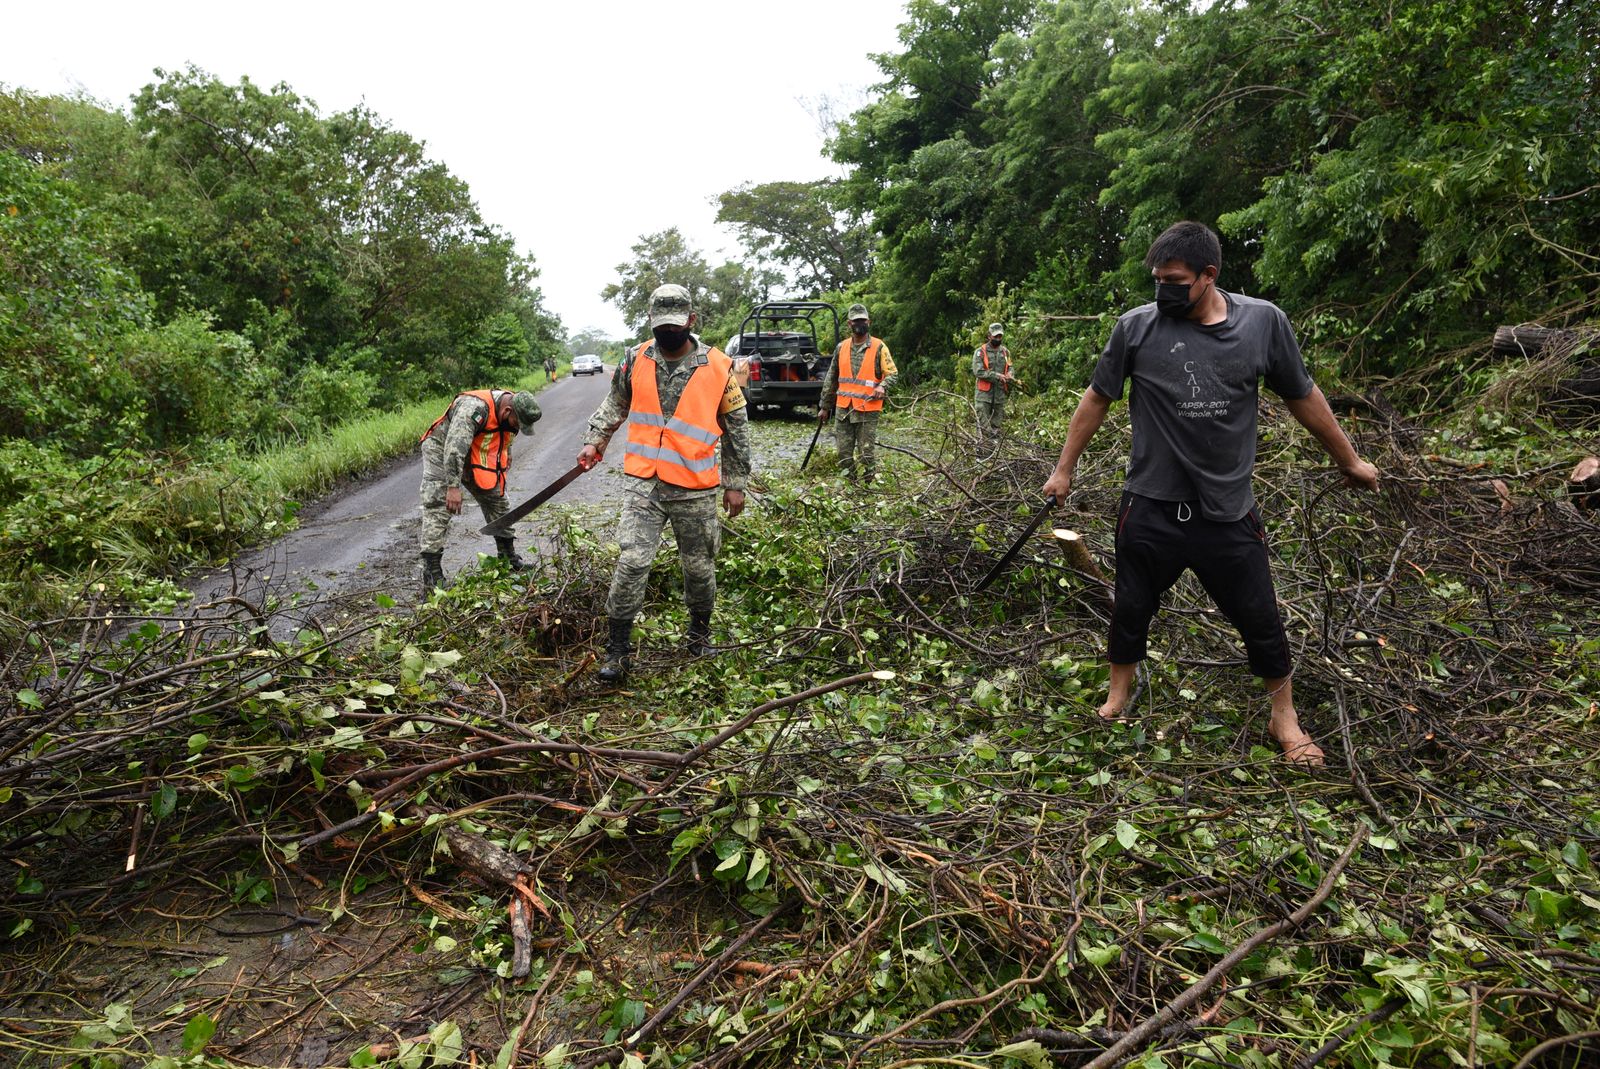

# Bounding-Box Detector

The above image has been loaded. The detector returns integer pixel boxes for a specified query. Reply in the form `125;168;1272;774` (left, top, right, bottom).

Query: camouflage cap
988;323;1005;336
648;283;694;327
846;303;870;321
511;391;542;430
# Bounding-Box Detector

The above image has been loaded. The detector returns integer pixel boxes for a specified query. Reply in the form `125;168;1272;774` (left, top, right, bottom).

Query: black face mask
851;321;870;336
653;326;692;352
1156;279;1206;319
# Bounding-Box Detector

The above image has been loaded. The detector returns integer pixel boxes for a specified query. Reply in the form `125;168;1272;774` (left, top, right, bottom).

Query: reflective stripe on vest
622;341;731;489
836;337;884;412
977;345;1011;393
420;389;510;494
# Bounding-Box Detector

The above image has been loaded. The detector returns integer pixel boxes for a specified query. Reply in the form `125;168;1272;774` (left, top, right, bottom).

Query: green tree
715;180;873;294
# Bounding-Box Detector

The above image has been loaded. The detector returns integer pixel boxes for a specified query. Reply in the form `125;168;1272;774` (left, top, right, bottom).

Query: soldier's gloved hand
578;444;603;471
445;486;463;514
723;489;746;518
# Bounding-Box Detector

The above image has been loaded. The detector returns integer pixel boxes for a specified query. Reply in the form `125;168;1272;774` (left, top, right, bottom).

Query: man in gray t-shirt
1042;221;1380;766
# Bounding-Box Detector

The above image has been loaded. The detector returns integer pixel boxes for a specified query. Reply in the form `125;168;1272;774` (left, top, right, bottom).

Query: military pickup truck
723;301;841;417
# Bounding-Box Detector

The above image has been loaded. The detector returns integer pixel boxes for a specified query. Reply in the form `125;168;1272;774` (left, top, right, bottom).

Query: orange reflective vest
622;342;732;489
835;337;885;412
977;345;1011;392
421;389;511;494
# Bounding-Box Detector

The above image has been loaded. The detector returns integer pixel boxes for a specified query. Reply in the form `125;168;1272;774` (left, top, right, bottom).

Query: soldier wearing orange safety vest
818;303;898;483
973;322;1014;450
418;388;542;595
578;284;752;682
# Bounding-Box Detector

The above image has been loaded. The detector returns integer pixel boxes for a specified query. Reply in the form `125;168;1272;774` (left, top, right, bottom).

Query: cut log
441;824;529;884
1571;456;1600;511
1493;325;1577;357
1051;529;1112;605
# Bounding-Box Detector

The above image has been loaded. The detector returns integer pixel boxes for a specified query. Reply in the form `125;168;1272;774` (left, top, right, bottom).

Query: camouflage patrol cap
648;284;694;327
989;323;1005;336
511;391;542;429
846;303;870;321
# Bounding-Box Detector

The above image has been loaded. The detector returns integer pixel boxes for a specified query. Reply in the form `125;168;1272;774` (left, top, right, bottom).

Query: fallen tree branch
1079;826;1368;1069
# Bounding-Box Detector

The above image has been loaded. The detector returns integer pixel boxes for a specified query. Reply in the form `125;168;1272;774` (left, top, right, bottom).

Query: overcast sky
3;0;910;338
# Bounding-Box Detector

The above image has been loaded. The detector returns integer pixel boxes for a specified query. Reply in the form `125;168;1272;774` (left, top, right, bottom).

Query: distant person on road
544;354;558;382
973;322;1014;451
818;303;897;484
417;388;542;596
1041;221;1380;766
578;284;751;682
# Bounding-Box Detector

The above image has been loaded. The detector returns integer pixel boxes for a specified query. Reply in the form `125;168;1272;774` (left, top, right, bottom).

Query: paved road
187;370;620;628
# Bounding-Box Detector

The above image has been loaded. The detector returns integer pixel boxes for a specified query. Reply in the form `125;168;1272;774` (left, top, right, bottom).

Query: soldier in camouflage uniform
818;303;898;483
579;284;751;682
418;389;542;595
544;354;558;382
973;322;1014;451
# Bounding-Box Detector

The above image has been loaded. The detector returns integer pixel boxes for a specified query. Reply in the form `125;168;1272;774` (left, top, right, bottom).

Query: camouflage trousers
834;412;881;480
605;491;722;620
418;438;507;554
976;398;1005;443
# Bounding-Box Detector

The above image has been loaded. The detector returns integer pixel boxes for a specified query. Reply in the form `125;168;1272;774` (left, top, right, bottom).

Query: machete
800;414;825;471
480;463;587;537
974;494;1058;592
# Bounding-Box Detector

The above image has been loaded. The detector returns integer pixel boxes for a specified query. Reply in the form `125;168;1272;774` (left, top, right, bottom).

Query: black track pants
1108;491;1292;679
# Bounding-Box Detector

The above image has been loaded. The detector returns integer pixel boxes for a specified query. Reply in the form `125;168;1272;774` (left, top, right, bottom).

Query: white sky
3;0;909;338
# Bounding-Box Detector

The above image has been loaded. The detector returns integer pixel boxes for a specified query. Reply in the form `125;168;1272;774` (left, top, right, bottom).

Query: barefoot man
1041;221;1379;765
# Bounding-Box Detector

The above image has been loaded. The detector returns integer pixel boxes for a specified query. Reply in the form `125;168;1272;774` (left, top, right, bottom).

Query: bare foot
1098;663;1138;721
1097;695;1129;721
1271;725;1326;767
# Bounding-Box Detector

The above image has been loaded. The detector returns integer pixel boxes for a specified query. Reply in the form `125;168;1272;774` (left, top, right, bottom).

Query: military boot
494;536;531;571
597;617;633;683
419;551;445;597
688;610;714;657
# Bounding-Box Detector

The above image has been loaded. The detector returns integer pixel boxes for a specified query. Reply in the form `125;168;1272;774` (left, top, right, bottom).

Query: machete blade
480;462;588;537
974;494;1058;592
800;417;824;471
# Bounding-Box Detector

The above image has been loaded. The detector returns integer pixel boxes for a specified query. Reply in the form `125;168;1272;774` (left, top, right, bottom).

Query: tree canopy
806;0;1599;381
1;68;564;454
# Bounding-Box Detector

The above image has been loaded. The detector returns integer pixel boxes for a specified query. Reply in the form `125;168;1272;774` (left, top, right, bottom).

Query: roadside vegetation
1;73;580;621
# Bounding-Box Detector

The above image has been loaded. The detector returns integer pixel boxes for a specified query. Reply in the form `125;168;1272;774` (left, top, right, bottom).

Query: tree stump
1570;457;1600;511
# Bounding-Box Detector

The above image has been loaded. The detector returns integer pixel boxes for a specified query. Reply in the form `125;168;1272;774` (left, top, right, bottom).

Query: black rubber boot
494;536;531;571
688;610;713;657
420;551;445;597
597;618;633;683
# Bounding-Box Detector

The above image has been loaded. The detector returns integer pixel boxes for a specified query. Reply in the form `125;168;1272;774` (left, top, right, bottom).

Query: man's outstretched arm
1284;386;1380;490
1042;386;1113;502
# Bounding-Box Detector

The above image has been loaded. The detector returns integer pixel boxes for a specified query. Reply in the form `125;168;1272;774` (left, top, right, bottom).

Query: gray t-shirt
1089;291;1314;521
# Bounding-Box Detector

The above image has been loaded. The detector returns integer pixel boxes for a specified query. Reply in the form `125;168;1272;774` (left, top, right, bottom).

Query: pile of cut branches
3;395;1599;1069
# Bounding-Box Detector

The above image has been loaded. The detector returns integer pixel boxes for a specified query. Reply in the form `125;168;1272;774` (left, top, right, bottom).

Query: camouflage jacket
431;392;513;489
585;338;751;498
973;343;1011;396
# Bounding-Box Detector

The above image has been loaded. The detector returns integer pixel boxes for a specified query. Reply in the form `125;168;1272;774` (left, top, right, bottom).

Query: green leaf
1184;932;1228;954
994;1039;1052;1068
1081;942;1120;967
1115;819;1140;850
429;1020;463;1064
152;782;178;820
17;689;42;710
350;1047;379;1067
862;862;908;893
181;1011;216;1054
